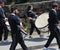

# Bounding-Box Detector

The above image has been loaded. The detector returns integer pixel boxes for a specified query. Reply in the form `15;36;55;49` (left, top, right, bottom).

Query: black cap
11;6;17;13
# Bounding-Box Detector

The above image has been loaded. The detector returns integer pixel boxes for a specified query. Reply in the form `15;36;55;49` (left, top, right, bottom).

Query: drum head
35;12;49;29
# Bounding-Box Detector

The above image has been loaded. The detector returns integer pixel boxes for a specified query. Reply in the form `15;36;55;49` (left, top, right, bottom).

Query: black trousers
10;31;28;50
44;26;60;48
30;21;40;35
0;20;9;41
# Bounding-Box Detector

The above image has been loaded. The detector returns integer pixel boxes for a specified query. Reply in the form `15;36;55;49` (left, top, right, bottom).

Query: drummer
26;5;41;38
43;3;60;50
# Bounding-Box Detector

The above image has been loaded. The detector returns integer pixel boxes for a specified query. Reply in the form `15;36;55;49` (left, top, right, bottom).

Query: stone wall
5;1;60;17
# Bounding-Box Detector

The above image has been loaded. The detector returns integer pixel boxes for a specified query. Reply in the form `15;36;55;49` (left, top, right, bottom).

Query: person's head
52;3;59;10
27;5;33;11
0;1;4;7
11;6;19;14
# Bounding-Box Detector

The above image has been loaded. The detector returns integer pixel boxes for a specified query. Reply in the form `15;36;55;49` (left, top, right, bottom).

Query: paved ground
0;32;59;50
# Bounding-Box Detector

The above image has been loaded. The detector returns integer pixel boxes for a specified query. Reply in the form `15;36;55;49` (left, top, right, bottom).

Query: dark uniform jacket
0;6;6;27
27;10;37;18
0;6;5;20
48;9;59;29
8;13;20;34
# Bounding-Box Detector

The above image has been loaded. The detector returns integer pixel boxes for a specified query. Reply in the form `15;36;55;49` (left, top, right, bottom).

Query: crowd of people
0;0;60;50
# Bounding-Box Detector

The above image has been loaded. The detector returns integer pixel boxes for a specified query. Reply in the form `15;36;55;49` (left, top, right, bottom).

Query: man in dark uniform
43;3;60;50
8;7;28;50
0;0;9;42
27;5;41;38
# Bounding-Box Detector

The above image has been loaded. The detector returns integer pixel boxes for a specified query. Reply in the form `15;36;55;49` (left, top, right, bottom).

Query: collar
11;13;16;16
52;9;56;13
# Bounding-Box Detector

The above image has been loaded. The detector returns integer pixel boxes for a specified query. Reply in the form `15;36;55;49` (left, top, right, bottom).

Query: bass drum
35;12;49;32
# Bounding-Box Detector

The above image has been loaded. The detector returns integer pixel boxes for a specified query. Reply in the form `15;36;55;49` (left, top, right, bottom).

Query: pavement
0;32;59;50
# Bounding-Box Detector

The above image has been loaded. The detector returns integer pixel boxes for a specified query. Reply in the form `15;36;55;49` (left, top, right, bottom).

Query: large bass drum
35;12;49;32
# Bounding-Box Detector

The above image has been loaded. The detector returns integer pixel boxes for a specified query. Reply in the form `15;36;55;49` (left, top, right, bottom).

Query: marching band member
8;6;28;50
0;1;9;42
27;5;41;38
43;3;60;50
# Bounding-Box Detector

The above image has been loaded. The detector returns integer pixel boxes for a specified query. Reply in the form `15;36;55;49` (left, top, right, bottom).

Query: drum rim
38;24;48;29
38;24;49;32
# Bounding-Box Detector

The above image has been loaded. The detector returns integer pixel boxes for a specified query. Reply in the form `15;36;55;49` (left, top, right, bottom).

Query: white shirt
11;13;16;16
52;9;57;13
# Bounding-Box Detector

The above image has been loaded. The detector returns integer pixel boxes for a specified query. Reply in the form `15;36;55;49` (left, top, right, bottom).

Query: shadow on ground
16;43;57;50
0;41;11;46
24;37;47;42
